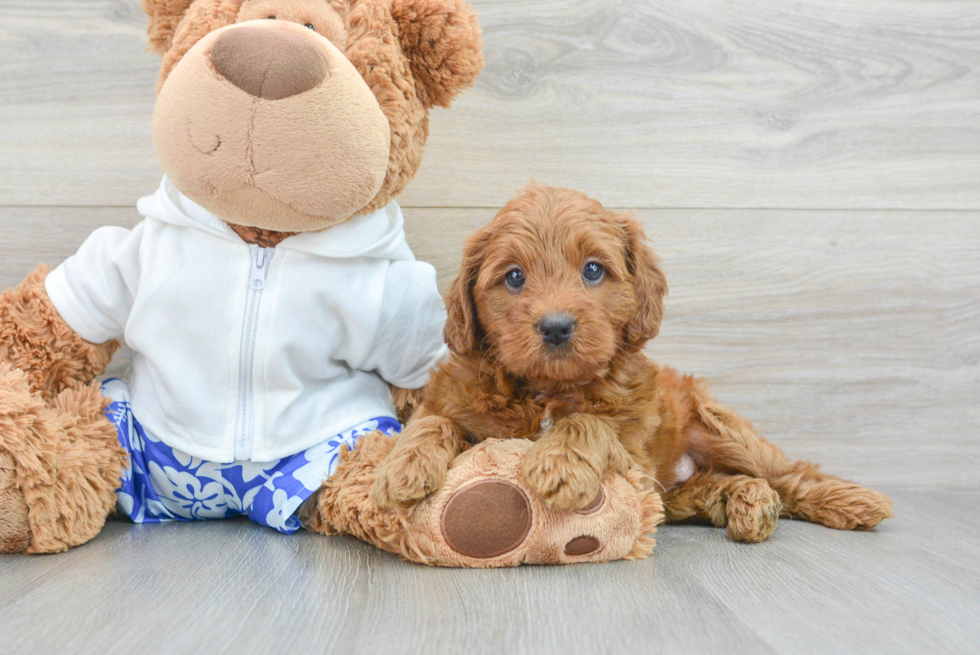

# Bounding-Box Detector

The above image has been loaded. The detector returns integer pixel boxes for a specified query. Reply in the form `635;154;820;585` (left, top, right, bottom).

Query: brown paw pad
564;535;600;556
574;487;605;515
441;479;532;559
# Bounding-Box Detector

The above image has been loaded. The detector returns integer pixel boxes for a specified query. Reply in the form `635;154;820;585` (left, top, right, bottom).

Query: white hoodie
45;177;447;463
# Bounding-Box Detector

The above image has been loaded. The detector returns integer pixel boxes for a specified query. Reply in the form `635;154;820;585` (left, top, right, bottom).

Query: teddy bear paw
404;439;664;567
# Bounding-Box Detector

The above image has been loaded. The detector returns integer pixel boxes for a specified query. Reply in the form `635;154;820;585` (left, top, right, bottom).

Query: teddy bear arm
0;265;118;400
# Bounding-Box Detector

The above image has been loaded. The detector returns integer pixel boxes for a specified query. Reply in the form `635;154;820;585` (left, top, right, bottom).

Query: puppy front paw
522;443;602;512
371;449;451;510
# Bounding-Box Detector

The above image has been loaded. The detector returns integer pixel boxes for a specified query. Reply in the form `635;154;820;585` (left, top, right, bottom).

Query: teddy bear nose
211;25;328;100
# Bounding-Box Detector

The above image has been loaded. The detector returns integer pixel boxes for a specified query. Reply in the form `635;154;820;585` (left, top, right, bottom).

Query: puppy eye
582;262;605;283
504;268;526;290
305;23;317;31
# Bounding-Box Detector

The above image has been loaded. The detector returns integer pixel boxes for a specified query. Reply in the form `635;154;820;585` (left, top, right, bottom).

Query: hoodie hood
136;176;416;262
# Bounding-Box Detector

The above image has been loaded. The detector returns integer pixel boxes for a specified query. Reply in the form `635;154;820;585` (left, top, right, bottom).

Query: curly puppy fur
375;183;894;542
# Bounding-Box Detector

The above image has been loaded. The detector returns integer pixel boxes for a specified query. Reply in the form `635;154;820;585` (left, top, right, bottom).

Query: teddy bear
0;0;662;566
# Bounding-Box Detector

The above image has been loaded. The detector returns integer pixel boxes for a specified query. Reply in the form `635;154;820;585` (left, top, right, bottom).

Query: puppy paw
725;478;781;543
522;443;602;512
807;483;894;531
371;449;451;510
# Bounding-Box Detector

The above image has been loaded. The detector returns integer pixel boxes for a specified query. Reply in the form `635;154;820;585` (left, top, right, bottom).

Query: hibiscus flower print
147;461;230;519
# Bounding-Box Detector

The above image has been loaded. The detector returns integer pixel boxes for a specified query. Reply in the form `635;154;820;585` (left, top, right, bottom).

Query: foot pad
441;480;532;559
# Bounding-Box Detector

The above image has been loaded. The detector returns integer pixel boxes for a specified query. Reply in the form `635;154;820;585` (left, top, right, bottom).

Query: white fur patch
673;453;696;486
534;413;554;441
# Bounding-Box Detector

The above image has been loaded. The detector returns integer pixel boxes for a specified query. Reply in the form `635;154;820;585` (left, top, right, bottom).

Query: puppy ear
141;0;195;56
621;214;668;349
444;227;490;355
391;0;484;108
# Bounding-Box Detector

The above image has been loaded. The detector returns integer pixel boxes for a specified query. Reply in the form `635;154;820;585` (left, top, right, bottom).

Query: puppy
373;184;893;542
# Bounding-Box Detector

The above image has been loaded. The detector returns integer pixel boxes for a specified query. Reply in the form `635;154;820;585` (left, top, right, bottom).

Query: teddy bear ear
390;0;484;108
141;0;196;56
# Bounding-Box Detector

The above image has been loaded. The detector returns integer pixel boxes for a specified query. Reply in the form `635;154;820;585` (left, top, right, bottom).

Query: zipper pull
249;247;271;290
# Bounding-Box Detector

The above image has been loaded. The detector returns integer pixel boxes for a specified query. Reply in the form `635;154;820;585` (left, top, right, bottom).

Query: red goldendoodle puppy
373;183;893;542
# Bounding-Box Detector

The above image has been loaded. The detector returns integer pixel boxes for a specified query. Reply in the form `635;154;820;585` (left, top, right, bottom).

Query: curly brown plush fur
0;363;125;553
228;225;296;248
0;266;118;401
374;184;894;542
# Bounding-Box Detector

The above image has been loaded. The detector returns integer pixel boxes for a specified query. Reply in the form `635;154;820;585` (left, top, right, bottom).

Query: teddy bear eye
305;23;316;32
504;268;525;290
267;15;276;19
582;262;605;283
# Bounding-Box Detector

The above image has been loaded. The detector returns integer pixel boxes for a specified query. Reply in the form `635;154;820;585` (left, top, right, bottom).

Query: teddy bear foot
303;433;664;567
0;452;31;553
0;362;126;554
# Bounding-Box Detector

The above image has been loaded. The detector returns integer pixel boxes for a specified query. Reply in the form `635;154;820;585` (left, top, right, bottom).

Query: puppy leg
663;471;781;543
371;414;467;510
688;386;893;531
523;414;633;511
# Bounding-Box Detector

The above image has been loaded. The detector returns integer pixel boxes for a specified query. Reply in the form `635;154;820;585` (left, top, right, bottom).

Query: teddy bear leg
0;363;126;554
301;432;663;567
0;451;31;553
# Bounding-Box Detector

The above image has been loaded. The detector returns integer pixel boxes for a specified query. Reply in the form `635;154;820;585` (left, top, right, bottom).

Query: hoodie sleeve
359;260;449;389
44;223;145;344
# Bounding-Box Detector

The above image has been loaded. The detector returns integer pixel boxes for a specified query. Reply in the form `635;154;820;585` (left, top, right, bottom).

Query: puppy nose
537;313;575;347
211;26;328;100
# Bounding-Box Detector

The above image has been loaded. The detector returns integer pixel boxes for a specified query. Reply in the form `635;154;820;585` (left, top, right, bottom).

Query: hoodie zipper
234;246;273;461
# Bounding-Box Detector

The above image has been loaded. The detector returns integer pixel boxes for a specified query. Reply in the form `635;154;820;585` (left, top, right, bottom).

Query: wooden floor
1;0;979;653
0;489;976;655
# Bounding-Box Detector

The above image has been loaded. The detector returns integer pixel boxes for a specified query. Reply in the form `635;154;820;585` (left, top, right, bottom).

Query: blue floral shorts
101;378;400;534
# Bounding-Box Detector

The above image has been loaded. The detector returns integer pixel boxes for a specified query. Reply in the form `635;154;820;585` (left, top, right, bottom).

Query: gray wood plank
2;1;980;209
0;521;772;655
1;206;977;489
0;489;975;654
666;496;980;654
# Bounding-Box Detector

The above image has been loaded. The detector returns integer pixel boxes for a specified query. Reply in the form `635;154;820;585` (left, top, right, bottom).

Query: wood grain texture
0;489;976;655
2;0;980;208
2;206;977;489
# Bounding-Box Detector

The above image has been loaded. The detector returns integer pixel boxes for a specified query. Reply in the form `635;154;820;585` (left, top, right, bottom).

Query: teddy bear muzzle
211;25;328;101
152;20;391;231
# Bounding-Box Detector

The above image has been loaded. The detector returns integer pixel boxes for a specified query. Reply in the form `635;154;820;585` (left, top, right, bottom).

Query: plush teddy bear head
142;0;482;232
